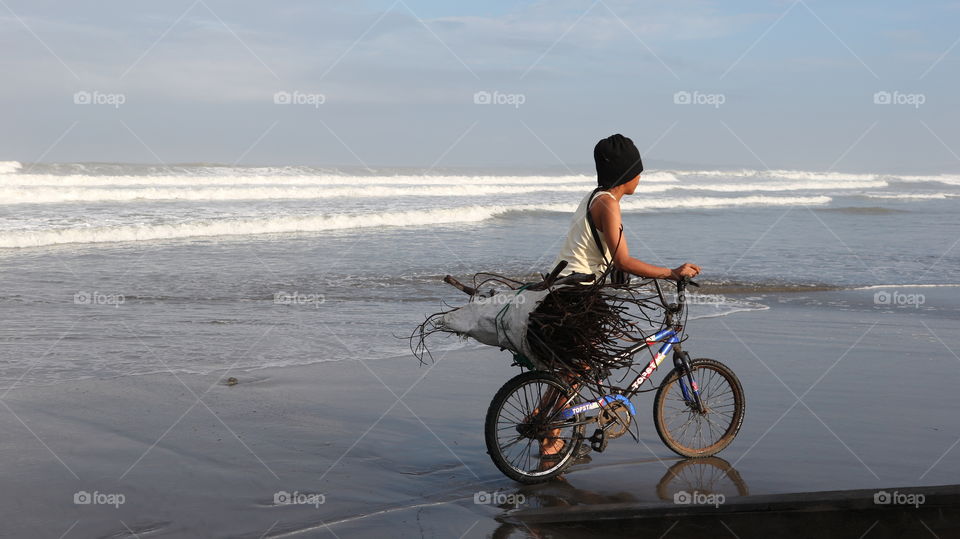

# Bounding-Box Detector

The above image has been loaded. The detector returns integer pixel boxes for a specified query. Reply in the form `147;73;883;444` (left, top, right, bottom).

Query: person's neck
606;184;627;201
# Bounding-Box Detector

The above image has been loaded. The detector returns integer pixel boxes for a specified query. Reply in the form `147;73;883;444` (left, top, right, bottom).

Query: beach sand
3;285;959;537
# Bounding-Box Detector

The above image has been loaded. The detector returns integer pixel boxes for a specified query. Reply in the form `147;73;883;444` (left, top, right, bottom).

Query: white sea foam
893;175;960;186
672;168;960;188
0;173;592;187
0;171;681;187
674;169;880;182
0;161;21;174
688;301;770;320
639;180;886;193
863;192;959;200
0;206;510;248
0;195;831;248
637;171;679;183
852;283;960;290
621;195;830;210
0;179;870;204
0;184;592;203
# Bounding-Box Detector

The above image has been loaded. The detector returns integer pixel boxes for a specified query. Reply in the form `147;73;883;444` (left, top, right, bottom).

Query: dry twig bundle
525;277;662;374
411;262;664;372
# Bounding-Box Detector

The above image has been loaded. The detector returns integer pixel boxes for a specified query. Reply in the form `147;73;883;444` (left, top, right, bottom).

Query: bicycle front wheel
653;358;745;457
484;370;586;483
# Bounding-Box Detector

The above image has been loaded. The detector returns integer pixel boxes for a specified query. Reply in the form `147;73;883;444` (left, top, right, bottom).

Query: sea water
1;161;958;386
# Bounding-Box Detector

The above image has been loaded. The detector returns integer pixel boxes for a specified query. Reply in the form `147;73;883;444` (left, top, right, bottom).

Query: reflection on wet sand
493;457;749;537
655;456;749;501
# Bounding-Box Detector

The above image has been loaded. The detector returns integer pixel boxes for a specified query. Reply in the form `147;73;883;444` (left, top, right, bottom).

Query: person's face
624;174;641;195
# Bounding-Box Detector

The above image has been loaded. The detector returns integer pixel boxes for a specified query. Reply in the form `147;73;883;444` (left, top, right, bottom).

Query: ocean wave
639;180;886;193
674;169;880;182
862;192;959;200
621;195;830;210
499;195;830;214
891;175;960;186
0;171;681;187
0;161;21;174
852;283;960;290
0;206;509;248
816;206;909;214
672;168;960;188
0;195;831;248
637;171;679;183
0;173;588;187
0;180;869;204
0;184;592;204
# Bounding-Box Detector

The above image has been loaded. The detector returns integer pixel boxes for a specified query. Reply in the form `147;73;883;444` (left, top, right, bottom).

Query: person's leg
539;372;584;456
532;385;566;455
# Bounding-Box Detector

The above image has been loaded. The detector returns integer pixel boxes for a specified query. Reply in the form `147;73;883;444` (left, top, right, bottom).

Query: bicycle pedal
589;429;608;453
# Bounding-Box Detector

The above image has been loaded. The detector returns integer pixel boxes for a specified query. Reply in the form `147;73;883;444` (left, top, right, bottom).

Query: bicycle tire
653;358;745;457
484;370;586;483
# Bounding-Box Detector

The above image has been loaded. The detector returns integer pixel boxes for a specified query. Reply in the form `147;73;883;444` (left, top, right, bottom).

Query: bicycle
484;276;745;483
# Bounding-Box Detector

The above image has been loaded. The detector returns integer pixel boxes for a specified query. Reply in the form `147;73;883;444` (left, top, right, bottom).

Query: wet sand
3;285;960;537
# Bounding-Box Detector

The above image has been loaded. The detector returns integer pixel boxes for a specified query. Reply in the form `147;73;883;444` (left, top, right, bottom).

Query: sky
1;0;959;172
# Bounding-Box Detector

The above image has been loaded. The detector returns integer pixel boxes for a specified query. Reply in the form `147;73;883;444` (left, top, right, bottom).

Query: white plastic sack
440;288;553;369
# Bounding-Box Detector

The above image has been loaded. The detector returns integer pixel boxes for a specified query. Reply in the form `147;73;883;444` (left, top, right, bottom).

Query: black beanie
594;134;643;188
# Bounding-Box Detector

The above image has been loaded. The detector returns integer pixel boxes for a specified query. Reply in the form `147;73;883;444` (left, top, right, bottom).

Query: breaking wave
0;161;21;174
0;195;831;248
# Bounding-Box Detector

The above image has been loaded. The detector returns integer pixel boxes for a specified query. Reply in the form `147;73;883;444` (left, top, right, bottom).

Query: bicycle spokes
490;375;584;479
655;360;744;455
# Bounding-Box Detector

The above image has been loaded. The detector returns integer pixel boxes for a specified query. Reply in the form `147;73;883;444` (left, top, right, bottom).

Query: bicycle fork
673;347;706;413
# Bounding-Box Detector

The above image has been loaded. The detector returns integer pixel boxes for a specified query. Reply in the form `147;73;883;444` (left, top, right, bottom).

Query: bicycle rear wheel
653;358;744;457
484;371;586;483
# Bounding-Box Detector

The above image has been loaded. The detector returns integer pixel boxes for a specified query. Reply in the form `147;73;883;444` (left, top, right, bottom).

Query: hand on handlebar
670;263;701;280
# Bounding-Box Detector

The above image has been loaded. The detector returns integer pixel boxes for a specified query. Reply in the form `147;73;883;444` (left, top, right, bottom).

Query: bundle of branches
410;261;664;372
525;270;662;374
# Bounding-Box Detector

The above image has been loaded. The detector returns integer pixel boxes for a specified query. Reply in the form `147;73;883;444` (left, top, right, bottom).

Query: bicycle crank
597;401;632;439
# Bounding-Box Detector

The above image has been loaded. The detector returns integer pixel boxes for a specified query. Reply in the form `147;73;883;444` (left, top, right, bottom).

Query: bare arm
591;196;700;280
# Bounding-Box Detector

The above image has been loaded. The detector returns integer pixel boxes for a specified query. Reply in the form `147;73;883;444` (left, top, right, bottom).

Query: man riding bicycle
542;134;701;457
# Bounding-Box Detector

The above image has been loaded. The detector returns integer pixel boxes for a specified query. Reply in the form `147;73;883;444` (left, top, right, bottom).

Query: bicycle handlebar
653;277;700;319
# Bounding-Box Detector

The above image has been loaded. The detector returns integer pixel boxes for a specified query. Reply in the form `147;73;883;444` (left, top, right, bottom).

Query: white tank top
551;190;616;277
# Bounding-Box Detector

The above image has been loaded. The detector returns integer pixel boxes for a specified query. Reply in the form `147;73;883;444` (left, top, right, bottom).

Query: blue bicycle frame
557;327;703;422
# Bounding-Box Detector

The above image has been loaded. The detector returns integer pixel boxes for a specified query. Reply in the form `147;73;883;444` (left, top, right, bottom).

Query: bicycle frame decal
559;393;636;420
628;329;681;391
